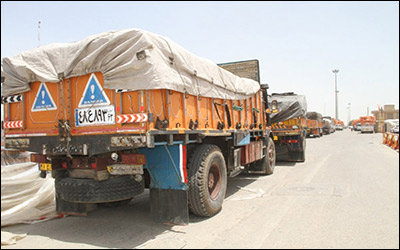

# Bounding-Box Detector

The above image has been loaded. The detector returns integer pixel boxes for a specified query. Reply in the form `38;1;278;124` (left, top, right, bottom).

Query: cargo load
306;111;322;121
2;29;259;100
269;92;307;124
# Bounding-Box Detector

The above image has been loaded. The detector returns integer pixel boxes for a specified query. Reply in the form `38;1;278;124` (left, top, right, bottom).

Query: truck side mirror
271;100;278;113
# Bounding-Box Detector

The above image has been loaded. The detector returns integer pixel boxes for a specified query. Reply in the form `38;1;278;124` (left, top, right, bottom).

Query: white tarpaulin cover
1;28;260;99
1;161;57;227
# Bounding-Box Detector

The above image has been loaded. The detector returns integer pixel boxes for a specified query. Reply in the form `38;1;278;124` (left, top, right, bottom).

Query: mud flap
55;193;96;216
150;188;189;225
139;144;189;225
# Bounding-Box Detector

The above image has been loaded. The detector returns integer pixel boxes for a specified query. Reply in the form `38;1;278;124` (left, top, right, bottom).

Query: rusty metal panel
120;153;146;165
254;140;262;161
249;142;255;163
240;140;263;165
71;157;89;169
218;60;260;83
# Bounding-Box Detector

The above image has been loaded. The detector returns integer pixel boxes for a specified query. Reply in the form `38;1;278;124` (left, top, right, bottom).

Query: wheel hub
208;164;221;200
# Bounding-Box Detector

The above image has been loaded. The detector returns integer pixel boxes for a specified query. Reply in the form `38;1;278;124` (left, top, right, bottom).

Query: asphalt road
2;129;399;249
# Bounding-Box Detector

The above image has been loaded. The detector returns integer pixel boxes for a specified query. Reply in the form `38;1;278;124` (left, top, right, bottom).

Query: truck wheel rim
268;144;275;166
208;163;221;200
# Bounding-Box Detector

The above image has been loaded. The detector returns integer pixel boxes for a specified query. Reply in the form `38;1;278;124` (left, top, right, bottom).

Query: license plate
273;135;278;141
40;163;52;171
107;164;143;175
75;105;115;127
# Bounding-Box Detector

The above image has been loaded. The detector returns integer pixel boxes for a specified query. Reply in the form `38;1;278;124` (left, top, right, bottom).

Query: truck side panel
4;72;265;139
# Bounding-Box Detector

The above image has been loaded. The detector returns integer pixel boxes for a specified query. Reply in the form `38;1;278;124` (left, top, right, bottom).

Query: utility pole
332;69;339;120
38;21;41;47
347;103;351;124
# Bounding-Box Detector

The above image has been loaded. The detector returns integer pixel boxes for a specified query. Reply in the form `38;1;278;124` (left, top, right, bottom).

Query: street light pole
38;21;41;48
347;103;351;125
332;69;339;120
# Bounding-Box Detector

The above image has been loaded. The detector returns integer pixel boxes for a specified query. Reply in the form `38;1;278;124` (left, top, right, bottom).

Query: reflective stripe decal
3;121;23;129
180;144;188;183
116;113;148;123
2;95;23;104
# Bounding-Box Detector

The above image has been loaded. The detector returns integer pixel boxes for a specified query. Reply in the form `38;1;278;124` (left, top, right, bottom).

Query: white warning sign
78;74;110;107
31;82;57;112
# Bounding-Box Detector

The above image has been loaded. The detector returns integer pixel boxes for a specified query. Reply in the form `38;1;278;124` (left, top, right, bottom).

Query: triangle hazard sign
31;82;57;112
78;74;110;107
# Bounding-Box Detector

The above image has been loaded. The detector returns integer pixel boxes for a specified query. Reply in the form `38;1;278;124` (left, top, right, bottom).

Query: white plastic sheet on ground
1;231;27;245
0;149;31;166
1;161;57;227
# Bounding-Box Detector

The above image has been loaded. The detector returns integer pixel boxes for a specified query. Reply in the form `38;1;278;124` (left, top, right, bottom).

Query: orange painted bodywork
306;119;322;135
271;117;306;135
332;118;344;126
4;72;266;136
359;116;376;125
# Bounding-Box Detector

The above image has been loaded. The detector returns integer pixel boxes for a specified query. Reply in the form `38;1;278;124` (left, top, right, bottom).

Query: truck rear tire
55;176;144;203
188;144;227;217
293;136;306;162
250;137;276;175
264;137;276;175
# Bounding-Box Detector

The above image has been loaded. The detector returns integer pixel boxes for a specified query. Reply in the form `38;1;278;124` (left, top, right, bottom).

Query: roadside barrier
383;132;399;152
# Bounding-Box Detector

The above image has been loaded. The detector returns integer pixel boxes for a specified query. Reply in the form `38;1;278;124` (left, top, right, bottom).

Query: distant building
371;105;399;132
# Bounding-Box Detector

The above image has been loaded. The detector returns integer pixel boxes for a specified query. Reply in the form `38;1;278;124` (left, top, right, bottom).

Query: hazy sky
1;1;399;123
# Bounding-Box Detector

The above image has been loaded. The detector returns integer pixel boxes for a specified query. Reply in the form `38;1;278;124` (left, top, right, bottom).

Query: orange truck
332;118;344;131
306;112;323;137
269;93;307;162
359;116;376;133
1;29;277;224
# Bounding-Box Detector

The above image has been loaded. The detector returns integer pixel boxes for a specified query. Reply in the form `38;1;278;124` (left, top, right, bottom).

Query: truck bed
3;72;266;155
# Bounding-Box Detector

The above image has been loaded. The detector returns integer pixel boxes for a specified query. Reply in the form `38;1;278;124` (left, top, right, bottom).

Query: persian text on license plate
75;105;115;127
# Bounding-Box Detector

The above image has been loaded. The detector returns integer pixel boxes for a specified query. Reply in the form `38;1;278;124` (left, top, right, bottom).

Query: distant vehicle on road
361;122;374;133
359;116;376;134
356;123;361;131
391;125;399;134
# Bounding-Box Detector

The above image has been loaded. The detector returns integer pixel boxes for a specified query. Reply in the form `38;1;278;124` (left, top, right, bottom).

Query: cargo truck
359;116;376;133
322;116;334;134
1;29;277;225
269;93;307;162
333;119;344;131
305;112;323;137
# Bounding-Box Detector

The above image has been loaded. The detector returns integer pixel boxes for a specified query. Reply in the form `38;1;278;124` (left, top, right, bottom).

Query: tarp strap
213;102;223;122
225;104;232;128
